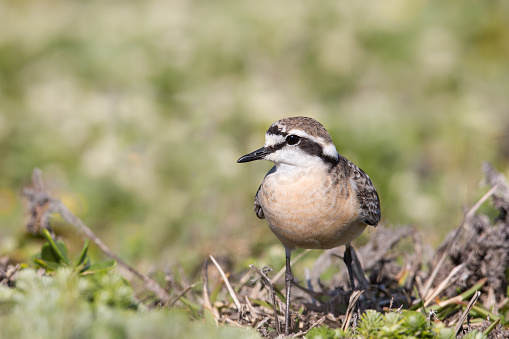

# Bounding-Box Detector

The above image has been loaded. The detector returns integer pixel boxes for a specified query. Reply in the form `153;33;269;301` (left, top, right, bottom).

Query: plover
238;116;381;334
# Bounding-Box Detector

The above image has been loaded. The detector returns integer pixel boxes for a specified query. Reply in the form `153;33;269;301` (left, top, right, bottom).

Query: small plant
306;326;352;339
33;229;116;275
356;309;384;338
305;310;488;339
401;312;434;338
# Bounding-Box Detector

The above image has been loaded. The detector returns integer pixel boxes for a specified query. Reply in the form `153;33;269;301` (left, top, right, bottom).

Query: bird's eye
286;135;300;145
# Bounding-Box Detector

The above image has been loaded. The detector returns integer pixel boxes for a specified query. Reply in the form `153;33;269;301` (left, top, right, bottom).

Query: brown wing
254;166;277;219
348;161;381;226
254;185;265;219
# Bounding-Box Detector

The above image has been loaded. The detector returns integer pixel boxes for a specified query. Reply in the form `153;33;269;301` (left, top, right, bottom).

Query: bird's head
237;116;339;170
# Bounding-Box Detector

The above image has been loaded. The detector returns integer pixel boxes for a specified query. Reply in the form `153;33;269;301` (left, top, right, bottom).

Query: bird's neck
273;161;328;183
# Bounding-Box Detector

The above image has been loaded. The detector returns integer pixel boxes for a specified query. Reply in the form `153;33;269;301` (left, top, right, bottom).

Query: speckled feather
341;156;381;226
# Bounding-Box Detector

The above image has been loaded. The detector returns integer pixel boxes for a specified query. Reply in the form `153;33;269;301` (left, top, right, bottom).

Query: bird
237;116;381;334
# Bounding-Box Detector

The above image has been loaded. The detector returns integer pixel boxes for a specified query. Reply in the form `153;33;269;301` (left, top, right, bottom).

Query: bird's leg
343;243;356;291
284;247;294;335
351;245;371;291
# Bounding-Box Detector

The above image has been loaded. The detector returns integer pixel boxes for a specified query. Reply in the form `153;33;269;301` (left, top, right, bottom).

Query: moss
0;268;258;339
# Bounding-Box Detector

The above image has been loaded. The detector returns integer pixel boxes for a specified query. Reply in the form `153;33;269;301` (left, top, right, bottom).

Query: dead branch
249;264;281;333
209;255;241;311
454;291;481;335
21;168;172;303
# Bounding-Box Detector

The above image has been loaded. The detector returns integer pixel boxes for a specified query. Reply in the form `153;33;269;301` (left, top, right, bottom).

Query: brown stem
22;168;171;303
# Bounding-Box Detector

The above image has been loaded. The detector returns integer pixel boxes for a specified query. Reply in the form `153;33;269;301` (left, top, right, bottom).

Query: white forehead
264;128;330;147
264;133;285;147
288;129;326;145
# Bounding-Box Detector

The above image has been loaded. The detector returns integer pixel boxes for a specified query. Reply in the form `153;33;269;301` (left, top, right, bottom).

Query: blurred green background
1;0;509;275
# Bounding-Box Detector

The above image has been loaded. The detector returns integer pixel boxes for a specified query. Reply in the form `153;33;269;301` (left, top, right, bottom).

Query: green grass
306;310;488;339
0;268;258;339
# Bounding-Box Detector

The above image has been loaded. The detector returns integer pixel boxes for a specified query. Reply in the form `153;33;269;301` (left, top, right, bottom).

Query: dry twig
168;283;197;308
342;290;364;331
209;255;242;311
454;291;481;335
22;168;172;303
0;264;21;286
249;264;281;333
424;264;465;307
202;259;220;325
292;316;326;338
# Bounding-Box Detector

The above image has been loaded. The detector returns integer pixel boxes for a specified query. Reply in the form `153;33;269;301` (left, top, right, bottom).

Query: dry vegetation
1;164;507;338
196;165;509;338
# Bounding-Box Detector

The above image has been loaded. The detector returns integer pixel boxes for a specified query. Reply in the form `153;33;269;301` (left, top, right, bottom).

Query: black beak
237;147;268;163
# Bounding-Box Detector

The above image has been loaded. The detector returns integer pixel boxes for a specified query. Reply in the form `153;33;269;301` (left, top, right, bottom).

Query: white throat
274;162;309;176
268;153;329;185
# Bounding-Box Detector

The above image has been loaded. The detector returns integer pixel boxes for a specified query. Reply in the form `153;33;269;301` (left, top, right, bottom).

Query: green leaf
306;325;335;339
41;229;70;265
209;280;223;304
76;239;89;267
41;243;60;263
462;330;487;339
482;318;500;336
381;312;404;336
246;298;273;310
357;310;384;337
178;296;201;318
334;328;353;338
436;304;458;320
77;257;92;273
272;284;285;302
401;311;434;338
33;258;61;271
203;306;218;327
435;327;456;339
82;259;116;274
54;240;69;264
470;304;500;322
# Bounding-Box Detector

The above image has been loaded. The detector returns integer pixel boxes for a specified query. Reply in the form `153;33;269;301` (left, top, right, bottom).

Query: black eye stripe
299;138;339;165
266;136;339;166
298;138;322;157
